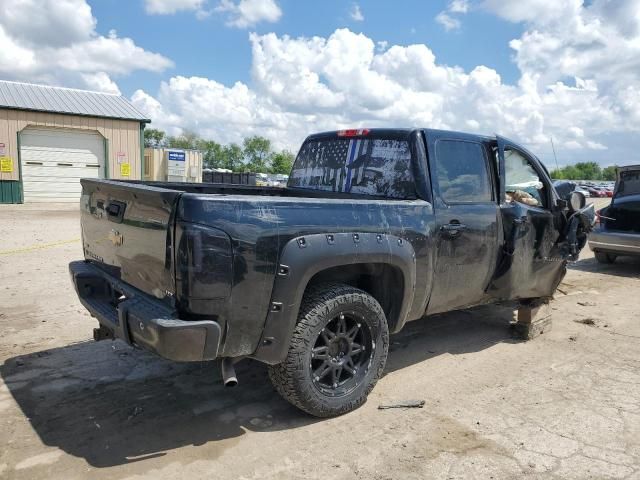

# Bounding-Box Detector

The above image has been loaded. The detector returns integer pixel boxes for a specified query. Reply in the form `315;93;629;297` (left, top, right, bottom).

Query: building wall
143;147;166;181
0;108;143;184
143;147;203;182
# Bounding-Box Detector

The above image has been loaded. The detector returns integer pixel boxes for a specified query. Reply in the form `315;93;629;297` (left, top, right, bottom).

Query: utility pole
550;136;560;174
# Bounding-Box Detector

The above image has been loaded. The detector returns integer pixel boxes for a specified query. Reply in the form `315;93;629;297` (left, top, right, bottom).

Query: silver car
589;165;640;263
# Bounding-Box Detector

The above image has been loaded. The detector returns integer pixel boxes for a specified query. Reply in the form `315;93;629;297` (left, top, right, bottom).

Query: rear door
425;131;500;314
80;179;182;301
488;136;567;300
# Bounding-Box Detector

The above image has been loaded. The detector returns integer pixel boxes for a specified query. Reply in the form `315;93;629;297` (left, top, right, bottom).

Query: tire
268;283;389;417
594;251;616;264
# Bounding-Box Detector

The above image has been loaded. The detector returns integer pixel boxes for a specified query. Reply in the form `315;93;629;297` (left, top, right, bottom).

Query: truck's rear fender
252;232;417;364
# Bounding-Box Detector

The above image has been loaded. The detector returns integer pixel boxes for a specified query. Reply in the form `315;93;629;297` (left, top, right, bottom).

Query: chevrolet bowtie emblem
108;229;124;246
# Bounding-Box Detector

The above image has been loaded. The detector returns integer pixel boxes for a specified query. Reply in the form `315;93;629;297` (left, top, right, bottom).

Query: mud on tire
268;283;389;417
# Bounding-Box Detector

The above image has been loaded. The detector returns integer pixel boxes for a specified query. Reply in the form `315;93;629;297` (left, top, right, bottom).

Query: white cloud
376;40;389;52
81;72;121;95
0;0;95;47
436;0;470;31
145;0;206;15
435;12;461;31
0;0;173;93
482;0;580;25
350;4;364;22
215;0;282;28
501;0;640;93
449;0;470;14
132;26;640;164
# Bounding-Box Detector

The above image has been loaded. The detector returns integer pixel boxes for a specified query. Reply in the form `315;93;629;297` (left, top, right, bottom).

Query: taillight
176;223;232;312
594;209;601;225
337;128;370;137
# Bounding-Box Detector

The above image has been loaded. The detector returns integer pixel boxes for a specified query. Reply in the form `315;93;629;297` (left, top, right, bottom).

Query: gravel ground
1;198;639;480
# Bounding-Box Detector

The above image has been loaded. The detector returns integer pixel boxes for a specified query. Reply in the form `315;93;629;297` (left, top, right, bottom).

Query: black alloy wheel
310;311;373;397
268;283;389;417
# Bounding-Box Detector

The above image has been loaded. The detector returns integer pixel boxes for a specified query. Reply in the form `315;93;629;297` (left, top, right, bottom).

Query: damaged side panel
488;202;567;300
488;136;594;300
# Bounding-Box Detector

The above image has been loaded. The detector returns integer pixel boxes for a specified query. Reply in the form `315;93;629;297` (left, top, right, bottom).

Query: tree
198;140;224;169
551;161;613;181
143;128;294;174
144;128;165;148
271;150;295;174
166;130;200;149
573;162;601;180
602;166;617;181
243;136;273;173
222;144;243;171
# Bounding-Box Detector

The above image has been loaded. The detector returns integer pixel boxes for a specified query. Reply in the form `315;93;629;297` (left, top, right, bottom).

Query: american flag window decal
289;138;416;199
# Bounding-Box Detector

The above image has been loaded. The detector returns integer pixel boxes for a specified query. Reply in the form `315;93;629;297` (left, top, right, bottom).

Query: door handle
440;222;467;238
106;201;126;224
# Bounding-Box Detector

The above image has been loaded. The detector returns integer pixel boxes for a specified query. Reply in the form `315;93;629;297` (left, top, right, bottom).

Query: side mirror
568;191;586;212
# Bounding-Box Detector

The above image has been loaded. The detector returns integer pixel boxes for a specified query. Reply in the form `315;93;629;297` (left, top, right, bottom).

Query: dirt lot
1;199;639;480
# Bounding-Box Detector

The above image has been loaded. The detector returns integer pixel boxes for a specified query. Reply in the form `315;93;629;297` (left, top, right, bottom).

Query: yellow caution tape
0;238;80;255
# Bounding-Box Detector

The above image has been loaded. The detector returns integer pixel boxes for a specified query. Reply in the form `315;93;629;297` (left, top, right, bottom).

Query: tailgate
80;179;182;300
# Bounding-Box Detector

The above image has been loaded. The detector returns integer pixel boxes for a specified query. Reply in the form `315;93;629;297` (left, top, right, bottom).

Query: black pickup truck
69;128;593;417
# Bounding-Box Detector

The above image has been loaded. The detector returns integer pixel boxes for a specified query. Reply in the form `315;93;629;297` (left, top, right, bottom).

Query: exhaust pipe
221;358;238;387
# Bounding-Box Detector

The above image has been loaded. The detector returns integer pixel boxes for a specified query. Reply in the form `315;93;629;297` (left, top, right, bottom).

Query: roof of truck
618;164;640;172
305;128;496;142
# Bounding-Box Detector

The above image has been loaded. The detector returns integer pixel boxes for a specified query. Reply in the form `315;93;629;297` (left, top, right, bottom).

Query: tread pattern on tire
268;283;389;417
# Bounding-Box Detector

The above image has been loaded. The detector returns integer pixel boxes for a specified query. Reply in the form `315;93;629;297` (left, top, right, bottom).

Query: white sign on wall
167;150;186;178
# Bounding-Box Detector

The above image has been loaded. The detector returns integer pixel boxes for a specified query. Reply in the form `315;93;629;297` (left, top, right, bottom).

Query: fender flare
251;232;416;364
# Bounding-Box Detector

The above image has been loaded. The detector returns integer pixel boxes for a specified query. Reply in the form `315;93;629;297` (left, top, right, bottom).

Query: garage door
20;128;105;203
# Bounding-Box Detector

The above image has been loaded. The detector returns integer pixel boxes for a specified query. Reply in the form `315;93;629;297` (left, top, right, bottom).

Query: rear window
617;170;640;197
288;137;416;199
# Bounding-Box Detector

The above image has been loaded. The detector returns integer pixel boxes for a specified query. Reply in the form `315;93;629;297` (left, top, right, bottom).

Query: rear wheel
268;283;389;417
595;251;616;264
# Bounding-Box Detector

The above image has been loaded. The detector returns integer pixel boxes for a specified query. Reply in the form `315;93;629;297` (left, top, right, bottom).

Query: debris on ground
577;301;596;307
378;400;425;410
574;318;596;326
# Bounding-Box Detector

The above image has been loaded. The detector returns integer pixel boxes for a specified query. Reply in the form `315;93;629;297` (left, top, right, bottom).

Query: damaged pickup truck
69;128;594;417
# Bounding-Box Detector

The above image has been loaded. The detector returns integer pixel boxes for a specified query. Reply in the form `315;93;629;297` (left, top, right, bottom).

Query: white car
575;185;591;198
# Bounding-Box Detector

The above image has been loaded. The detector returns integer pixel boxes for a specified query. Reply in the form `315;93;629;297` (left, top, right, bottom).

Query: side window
503;149;546;208
435;140;493;203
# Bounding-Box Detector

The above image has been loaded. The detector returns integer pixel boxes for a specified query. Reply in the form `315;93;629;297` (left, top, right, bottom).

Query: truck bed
78;177;434;360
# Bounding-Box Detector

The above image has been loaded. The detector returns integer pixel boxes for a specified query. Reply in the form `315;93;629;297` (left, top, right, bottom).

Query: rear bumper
69;261;221;362
589;228;640;257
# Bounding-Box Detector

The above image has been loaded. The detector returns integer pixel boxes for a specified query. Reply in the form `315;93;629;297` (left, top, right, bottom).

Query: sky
1;0;639;168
